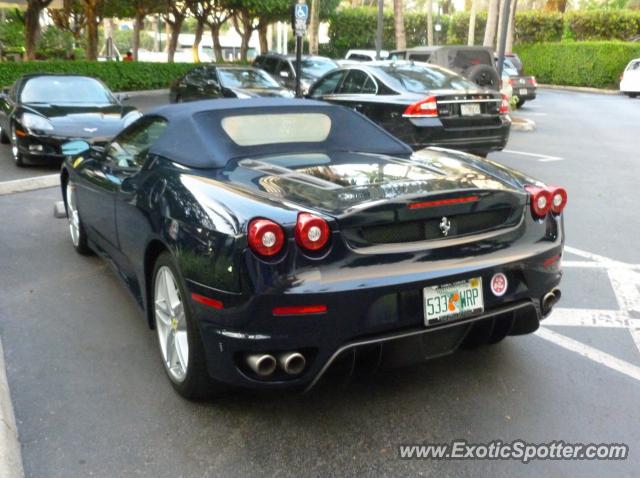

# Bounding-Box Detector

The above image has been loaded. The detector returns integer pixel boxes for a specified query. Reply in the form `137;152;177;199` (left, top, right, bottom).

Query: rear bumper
395;116;511;154
187;242;562;391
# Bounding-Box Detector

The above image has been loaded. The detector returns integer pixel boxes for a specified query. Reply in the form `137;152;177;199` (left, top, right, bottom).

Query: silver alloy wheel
66;185;80;247
154;266;189;382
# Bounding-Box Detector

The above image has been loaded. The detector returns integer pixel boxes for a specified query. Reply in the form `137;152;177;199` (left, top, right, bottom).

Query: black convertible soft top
148;98;413;168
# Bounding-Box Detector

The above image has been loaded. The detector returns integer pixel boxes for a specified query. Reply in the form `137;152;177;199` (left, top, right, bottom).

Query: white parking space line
0;174;59;196
501;149;564;162
539;246;640;378
535;327;640;382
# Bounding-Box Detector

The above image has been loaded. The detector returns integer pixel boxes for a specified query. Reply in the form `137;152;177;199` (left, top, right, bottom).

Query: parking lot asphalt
1;89;639;477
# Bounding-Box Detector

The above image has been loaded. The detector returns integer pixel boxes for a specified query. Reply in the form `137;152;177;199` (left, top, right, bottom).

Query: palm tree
468;0;477;46
393;0;406;50
483;0;500;48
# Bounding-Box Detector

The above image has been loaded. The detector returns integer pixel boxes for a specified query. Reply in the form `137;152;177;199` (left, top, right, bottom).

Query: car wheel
516;98;526;108
466;64;500;89
629;93;638;99
65;182;91;255
0;124;9;144
10;124;25;167
153;252;223;400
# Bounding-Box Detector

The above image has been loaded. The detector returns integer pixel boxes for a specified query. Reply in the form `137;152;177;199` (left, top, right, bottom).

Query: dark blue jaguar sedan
59;99;566;399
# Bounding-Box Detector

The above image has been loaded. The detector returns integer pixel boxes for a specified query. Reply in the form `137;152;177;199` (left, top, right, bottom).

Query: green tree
163;1;190;62
23;0;54;60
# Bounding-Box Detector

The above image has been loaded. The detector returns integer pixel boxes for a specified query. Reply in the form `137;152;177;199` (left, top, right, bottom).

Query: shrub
514;41;640;88
565;10;640;41
515;11;564;43
0;61;197;91
37;29;76;60
448;11;487;45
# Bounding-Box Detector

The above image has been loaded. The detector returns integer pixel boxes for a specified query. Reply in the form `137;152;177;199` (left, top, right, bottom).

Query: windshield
218;68;281;89
20;76;116;104
502;60;519;76
301;58;337;80
378;64;478;92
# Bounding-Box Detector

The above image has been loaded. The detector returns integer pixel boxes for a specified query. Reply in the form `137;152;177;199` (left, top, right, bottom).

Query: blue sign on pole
294;4;309;21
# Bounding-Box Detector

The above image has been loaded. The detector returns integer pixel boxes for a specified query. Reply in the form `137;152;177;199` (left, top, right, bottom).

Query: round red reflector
247;218;285;257
490;273;508;297
295;213;330;251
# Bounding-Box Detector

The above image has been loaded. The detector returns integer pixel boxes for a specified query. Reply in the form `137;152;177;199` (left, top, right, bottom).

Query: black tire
628;93;638;99
152;251;225;400
470;151;489;158
10;124;25;167
64;181;92;255
516;98;526;109
0;124;9;144
466;64;500;89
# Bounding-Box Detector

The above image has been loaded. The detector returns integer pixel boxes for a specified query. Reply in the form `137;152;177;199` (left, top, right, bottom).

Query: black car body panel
169;65;293;103
253;54;339;93
0;74;139;164
308;62;510;154
60;99;564;392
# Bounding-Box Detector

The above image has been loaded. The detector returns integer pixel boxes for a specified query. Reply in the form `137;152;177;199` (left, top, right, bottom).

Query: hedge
0;61;196;91
327;8;640;57
514;42;640;88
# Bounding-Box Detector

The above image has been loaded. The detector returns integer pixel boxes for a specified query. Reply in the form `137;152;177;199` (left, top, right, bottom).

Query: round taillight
548;186;568;214
247;218;285;257
295;213;330;251
525;185;552;219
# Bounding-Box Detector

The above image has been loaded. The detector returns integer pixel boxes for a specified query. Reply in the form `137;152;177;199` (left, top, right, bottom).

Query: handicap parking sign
295;4;309;21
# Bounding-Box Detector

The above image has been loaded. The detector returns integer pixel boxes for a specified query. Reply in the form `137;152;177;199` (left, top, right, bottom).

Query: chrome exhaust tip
278;352;306;375
541;290;559;316
246;354;277;377
551;288;562;303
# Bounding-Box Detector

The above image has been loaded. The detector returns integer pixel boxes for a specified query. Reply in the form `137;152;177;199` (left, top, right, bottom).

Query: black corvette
59;99;566;399
169;65;293;103
308;61;510;156
0;73;141;166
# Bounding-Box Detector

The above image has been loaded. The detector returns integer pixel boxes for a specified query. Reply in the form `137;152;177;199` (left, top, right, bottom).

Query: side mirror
61;140;91;156
205;79;219;87
279;70;290;79
117;93;130;102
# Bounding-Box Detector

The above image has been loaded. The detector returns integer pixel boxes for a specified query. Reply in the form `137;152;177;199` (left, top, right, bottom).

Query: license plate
423;277;484;325
519;88;528;95
460;103;481;116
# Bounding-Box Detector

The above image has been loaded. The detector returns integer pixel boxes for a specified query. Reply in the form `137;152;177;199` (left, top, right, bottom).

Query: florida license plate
519;88;528;95
460;103;481;116
423;277;484;325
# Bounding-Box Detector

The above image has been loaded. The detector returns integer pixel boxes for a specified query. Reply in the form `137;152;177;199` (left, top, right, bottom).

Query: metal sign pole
292;1;309;98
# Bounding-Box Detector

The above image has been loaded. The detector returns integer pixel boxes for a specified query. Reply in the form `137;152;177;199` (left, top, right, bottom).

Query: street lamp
434;23;441;45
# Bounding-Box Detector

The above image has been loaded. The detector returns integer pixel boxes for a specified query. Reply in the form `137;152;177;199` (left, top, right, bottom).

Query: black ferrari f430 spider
59;98;566;399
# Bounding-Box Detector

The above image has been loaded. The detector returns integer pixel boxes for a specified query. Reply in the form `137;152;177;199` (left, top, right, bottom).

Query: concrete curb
540;84;620;95
115;88;169;97
0;174;60;196
511;116;536;132
0;338;25;478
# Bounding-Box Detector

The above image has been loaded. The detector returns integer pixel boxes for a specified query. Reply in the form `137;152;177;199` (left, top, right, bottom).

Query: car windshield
301;58;337;80
502;60;519;76
218;68;281;89
378;64;478;92
627;61;640;71
20;76;116;104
